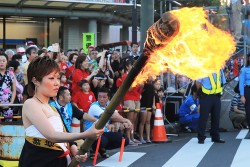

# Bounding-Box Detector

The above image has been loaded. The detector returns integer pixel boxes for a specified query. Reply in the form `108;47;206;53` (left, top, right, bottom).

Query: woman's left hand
75;153;87;162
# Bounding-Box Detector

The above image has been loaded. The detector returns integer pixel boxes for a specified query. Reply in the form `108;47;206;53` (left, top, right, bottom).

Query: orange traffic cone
152;103;169;142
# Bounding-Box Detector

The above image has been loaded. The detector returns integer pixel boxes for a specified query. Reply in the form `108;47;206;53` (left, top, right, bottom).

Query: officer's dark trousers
244;87;250;127
197;94;221;141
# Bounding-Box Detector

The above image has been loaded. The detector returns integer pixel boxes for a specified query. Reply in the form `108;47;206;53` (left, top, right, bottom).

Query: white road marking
96;152;145;167
231;139;250;167
236;129;249;139
221;99;232;102
162;138;213;167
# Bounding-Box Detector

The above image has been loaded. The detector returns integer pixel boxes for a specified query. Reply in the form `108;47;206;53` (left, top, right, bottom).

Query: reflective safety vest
202;71;223;95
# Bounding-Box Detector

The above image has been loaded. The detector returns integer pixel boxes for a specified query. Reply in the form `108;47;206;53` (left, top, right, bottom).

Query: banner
83;33;95;54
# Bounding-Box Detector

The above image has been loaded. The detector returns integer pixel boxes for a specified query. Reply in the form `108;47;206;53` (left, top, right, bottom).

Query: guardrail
0;104;23;107
0;104;23;121
81;0;129;3
118;108;152;113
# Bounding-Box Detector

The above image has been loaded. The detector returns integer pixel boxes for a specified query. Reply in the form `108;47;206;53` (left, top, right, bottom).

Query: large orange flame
134;7;236;86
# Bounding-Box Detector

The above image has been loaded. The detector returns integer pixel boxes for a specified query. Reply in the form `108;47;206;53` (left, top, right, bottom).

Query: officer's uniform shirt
239;66;250;96
197;70;226;93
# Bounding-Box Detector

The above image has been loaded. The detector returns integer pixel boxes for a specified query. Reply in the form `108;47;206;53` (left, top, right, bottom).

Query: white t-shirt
85;102;109;132
22;55;27;63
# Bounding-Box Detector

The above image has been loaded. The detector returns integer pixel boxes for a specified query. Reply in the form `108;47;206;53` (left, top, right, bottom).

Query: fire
134;7;236;86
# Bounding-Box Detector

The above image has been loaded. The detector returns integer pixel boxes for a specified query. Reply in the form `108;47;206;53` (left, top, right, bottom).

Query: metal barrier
0;104;23;107
0;103;24;164
118;108;152;113
0;103;23;120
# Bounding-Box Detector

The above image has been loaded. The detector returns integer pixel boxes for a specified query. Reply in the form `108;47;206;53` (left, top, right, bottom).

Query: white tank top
25;116;71;164
25;116;64;138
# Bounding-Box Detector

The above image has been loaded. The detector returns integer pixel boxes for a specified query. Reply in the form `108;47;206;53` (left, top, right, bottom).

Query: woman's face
153;80;161;91
71;55;78;64
158;91;164;98
15;66;20;74
0;55;8;71
37;70;60;97
113;51;120;60
81;58;89;70
126;64;132;72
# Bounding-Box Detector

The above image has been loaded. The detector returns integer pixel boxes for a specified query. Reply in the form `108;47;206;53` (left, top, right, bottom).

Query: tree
185;0;221;7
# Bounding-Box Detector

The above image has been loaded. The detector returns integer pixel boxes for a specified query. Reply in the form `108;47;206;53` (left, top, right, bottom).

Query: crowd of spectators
0;41;247;154
0;42;167;146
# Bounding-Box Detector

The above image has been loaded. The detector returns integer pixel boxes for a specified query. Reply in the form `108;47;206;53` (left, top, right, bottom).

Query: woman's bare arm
22;99;103;143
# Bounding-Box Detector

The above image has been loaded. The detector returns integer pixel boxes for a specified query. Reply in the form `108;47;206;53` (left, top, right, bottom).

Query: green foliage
178;0;221;7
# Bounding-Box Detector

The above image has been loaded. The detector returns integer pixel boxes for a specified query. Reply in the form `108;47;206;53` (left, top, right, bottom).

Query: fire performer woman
239;53;250;129
19;56;104;167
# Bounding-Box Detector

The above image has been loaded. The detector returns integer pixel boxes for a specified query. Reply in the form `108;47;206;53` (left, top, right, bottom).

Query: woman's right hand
240;96;246;104
85;121;104;139
91;69;99;76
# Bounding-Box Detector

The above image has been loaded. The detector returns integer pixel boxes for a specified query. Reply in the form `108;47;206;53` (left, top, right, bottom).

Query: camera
105;50;113;58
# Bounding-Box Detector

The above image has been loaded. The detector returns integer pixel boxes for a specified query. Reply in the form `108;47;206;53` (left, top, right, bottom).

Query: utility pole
132;0;137;43
140;0;154;52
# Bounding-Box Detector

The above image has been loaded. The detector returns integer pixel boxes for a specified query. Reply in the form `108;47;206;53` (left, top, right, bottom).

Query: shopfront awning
0;0;141;25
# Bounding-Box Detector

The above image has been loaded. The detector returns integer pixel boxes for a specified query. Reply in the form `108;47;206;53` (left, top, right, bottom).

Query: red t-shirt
116;77;122;88
72;91;96;112
59;62;68;73
65;65;75;79
118;73;141;101
71;69;90;98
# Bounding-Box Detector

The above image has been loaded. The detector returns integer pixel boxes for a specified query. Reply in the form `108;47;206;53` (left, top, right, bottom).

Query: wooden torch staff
68;12;179;167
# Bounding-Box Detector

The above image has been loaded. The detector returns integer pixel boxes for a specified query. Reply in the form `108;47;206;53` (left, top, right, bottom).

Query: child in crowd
118;58;142;145
56;52;68;73
139;78;155;144
157;87;165;111
72;79;96;112
59;72;69;88
153;79;162;105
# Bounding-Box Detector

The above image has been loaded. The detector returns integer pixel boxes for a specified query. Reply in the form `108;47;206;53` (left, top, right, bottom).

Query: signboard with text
83;33;95;54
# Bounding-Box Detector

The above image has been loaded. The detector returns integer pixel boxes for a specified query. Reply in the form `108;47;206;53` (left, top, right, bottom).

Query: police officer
239;53;250;128
178;84;200;132
196;69;226;144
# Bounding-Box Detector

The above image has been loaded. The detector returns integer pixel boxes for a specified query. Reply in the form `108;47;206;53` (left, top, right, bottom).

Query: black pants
197;94;221;141
19;140;67;167
244;87;250;127
92;132;129;151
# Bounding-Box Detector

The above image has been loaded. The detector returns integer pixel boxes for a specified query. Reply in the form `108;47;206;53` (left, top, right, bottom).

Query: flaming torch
68;7;235;167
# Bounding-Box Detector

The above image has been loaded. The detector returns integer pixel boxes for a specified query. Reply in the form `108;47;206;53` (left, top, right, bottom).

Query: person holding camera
99;51;114;87
71;55;98;98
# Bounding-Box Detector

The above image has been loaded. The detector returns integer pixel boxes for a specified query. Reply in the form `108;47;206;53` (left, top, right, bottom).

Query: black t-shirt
111;60;121;73
72;104;84;120
140;83;155;108
155;92;160;104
